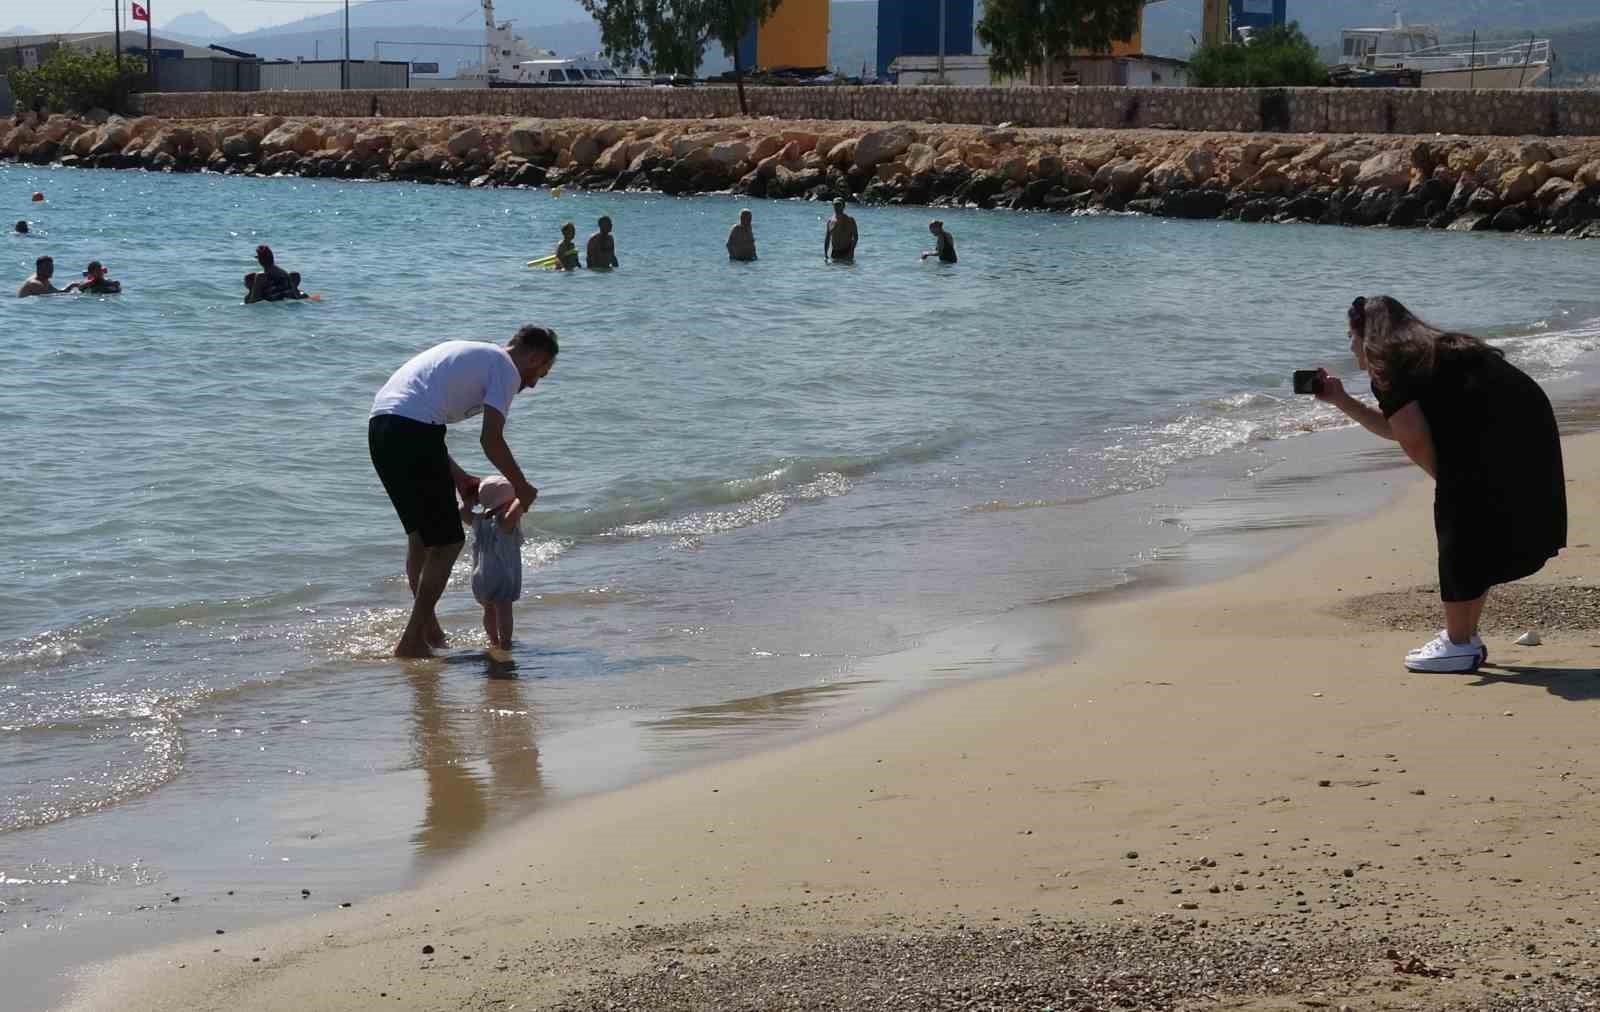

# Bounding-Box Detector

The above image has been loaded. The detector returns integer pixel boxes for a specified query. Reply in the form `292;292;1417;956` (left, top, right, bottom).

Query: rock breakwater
10;111;1600;236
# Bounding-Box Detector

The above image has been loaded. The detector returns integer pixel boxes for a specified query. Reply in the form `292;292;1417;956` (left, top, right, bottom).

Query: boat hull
1420;63;1551;89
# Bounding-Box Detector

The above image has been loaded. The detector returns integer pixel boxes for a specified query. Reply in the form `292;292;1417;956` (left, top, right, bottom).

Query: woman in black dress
1316;295;1566;673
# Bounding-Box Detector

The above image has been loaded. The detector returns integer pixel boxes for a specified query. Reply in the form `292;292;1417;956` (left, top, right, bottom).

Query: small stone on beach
1517;631;1542;646
422;945;434;955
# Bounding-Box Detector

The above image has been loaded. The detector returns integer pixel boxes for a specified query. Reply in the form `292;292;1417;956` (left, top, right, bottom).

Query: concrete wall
130;85;1600;137
259;60;408;92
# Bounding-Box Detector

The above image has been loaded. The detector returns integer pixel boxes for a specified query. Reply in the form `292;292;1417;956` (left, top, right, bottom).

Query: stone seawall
129;85;1600;138
9;111;1600;238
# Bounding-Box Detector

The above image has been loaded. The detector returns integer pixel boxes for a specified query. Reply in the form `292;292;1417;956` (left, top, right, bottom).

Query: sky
8;0;590;37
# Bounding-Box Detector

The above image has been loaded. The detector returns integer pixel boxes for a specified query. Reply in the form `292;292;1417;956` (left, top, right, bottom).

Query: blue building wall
876;0;975;82
1230;0;1288;34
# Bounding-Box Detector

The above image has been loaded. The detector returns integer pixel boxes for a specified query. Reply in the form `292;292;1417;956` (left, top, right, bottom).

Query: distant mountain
1;25;42;37
159;10;235;44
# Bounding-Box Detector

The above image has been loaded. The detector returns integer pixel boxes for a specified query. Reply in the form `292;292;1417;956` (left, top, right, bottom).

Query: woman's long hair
1350;296;1504;394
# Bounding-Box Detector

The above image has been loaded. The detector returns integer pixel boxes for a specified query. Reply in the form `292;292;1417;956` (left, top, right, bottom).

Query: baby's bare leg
495;601;514;648
481;603;497;646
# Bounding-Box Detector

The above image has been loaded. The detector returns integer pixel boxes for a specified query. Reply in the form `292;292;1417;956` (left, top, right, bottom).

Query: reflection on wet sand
407;655;544;858
640;680;875;750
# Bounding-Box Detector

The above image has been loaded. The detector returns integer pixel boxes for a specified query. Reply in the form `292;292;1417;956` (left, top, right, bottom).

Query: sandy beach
59;428;1600;1011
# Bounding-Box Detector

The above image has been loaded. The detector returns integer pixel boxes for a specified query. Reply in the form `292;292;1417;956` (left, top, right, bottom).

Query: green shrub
9;48;146;114
1189;23;1328;88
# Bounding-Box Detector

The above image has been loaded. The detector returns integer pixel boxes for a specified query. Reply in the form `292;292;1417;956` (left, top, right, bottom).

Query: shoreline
9;111;1600;235
58;401;1600;1012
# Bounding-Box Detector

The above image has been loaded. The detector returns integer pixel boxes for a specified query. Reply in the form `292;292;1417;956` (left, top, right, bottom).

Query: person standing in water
17;255;62;297
824;198;858;263
368;326;559;658
585;216;619;270
553;223;581;271
921;220;957;264
727;209;757;262
245;245;302;303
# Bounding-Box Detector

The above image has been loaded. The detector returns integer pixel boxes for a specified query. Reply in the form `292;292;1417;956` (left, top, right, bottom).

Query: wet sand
62;431;1600;1011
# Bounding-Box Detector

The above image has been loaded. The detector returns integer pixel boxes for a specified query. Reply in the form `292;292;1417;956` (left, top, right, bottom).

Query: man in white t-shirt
369;325;559;657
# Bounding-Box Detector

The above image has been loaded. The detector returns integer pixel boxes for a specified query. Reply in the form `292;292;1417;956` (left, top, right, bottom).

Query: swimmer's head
255;244;275;267
832;198;846;212
35;255;53;279
597;215;612;233
929;219;943;233
476;475;516;512
561;221;575;239
30;192;44;203
13;220;27;234
739;208;752;225
83;261;106;279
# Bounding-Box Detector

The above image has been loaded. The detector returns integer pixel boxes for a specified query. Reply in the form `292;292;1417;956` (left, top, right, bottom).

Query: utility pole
342;0;349;89
937;0;946;84
146;0;154;90
114;0;122;74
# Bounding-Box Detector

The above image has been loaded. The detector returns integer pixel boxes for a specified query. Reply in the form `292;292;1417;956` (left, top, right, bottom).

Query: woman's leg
1445;591;1488;643
481;602;497;646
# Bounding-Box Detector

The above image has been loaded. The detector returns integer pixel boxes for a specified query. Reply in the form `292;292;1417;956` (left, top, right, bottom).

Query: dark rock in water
1000;185;1027;209
544;166;574;187
1158;187;1230;220
1282;194;1328;221
1427;210;1456;229
1018;177;1054;210
1549;185;1600;228
1466;186;1502;214
26;140;59;164
845;165;871;194
1411;176;1451;207
956;170;1007;207
58;154;81;169
1446;178;1475;215
1351;188;1396;226
510;162;547;187
805;183;833;201
1042;187;1083;211
1126;197;1160;215
1386;195;1429;228
1239;198;1281;223
317;158;339;178
257;151;299;175
777;167;825;198
690;169;728;193
1491;204;1534;232
1446;212;1493;232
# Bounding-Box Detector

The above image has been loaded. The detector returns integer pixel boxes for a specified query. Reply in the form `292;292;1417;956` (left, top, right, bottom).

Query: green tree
976;0;1143;84
9;47;146;114
578;0;786;115
1188;23;1328;87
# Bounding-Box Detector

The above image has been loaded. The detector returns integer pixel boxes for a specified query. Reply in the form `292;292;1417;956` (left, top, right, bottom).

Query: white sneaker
1407;630;1486;665
1404;632;1484;673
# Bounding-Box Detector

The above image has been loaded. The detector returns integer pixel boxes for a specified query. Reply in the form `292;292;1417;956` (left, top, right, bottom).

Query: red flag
131;2;149;21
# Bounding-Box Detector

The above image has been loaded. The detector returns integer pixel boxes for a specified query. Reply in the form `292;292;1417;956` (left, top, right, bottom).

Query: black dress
1376;351;1566;603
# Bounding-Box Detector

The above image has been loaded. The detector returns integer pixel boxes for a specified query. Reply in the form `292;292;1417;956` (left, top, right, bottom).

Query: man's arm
478;406;537;521
823;220;833;259
245;272;268;304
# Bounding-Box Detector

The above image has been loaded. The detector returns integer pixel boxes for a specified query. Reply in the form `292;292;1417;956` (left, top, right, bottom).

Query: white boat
1339;15;1552;90
455;0;631;86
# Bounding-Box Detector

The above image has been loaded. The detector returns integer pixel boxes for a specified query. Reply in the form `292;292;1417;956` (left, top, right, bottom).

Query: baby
462;475;525;650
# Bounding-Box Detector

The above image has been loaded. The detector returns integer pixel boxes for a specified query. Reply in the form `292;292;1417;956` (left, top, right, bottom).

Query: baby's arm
495;499;523;534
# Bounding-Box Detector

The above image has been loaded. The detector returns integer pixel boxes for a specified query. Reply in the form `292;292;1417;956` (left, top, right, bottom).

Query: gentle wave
533;433;965;541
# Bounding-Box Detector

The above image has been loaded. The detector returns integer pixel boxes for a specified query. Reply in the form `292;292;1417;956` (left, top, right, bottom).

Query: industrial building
877;0;975;82
736;0;829;70
1202;0;1289;45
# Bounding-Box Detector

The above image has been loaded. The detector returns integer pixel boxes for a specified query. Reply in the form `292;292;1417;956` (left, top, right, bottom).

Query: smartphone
1292;370;1324;396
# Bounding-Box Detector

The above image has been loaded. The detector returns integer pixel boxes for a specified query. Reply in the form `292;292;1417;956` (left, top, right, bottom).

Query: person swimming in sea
244;245;305;303
244;271;307;299
13;220;28;235
921;220;957;264
727;209;757;262
554;222;581;271
68;260;121;294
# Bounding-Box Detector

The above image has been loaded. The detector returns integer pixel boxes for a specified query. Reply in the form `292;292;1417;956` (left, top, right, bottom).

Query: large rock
854;125;915;170
1499;164;1550;204
507;121;545;157
446;125;482;159
1534;177;1579;206
572;134;602;167
90;122;131;156
1466;186;1502;213
1184;146;1217;183
1354;149;1411;190
1517;141;1554;167
1490;205;1533;232
1446;212;1493;232
1245;163;1294;195
1158;187;1231;220
220;132;257;159
260;122;321;156
353;131;390;159
1546;155;1585;181
710;140;750;167
1094;158;1146;196
904;142;936;175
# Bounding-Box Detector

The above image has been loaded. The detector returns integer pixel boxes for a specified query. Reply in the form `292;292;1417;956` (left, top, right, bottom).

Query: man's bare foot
426;620;448;650
394;637;433;658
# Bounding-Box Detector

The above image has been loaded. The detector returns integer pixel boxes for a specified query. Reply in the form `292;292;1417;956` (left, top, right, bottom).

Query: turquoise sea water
3;162;1600;1003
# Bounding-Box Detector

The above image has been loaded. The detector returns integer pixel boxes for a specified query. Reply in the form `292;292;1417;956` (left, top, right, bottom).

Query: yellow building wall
757;0;829;69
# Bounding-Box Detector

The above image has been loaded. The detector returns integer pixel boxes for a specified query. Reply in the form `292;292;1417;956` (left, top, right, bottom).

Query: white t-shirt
370;341;522;425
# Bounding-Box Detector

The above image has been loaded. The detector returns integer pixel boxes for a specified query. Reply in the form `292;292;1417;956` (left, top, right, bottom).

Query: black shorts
368;413;464;547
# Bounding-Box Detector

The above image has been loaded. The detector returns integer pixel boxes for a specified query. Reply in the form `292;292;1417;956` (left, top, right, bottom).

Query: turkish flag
131;2;149;21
